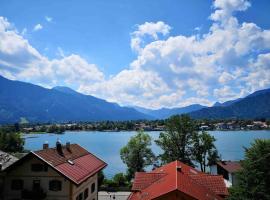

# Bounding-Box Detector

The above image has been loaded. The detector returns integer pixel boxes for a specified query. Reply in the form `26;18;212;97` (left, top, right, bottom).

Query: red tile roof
132;172;167;191
128;161;228;200
190;174;229;196
217;161;242;173
33;144;107;185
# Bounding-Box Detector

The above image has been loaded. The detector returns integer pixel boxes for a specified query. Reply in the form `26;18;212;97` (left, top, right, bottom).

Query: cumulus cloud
33;23;43;31
1;0;270;109
210;0;251;23
131;21;171;52
0;16;104;89
89;0;270;108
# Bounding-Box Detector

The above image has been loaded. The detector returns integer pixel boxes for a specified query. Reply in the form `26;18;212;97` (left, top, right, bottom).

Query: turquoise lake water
23;130;270;178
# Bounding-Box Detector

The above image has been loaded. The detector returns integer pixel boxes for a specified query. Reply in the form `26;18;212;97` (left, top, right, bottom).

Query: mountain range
0;75;269;124
0;75;150;124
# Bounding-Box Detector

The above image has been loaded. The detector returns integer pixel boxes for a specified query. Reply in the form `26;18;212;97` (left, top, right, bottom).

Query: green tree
120;131;155;180
228;139;270;200
113;173;128;187
192;131;219;172
155;115;196;166
98;171;105;187
0;132;24;152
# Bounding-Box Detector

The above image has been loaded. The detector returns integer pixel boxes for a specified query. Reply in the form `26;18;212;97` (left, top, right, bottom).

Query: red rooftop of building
128;160;229;200
6;142;107;185
216;161;242;173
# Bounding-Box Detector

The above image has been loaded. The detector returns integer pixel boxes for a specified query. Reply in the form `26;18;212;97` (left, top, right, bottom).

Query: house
128;161;228;200
210;161;242;187
0;150;19;199
3;141;107;200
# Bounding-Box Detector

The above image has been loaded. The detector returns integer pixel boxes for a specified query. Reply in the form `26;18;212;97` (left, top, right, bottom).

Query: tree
228;139;270;200
120;131;155;180
98;171;105;187
155;115;196;166
192;131;219;172
0;131;24;152
113;173;128;187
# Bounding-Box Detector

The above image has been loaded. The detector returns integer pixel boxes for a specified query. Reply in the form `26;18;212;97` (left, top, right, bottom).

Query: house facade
129;161;228;200
3;142;107;200
210;161;242;187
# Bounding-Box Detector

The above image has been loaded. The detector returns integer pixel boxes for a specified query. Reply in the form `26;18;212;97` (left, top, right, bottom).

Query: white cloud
33;24;43;31
1;0;270;109
210;0;251;23
131;21;171;52
45;16;53;22
0;17;104;89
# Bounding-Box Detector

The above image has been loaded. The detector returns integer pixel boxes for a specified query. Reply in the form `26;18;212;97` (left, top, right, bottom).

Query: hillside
134;104;206;119
0;76;151;124
189;89;270;119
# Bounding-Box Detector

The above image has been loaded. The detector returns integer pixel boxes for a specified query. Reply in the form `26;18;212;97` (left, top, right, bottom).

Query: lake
23;130;270;178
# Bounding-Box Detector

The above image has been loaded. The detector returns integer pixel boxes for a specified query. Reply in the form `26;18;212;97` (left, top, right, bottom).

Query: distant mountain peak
213;102;222;107
52;86;79;95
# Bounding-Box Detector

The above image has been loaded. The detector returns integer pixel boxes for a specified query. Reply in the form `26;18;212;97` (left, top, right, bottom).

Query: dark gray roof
0;150;19;171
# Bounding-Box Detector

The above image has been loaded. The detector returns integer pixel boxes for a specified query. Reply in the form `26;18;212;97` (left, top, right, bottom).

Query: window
11;179;23;190
33;180;41;190
91;183;95;193
84;188;89;199
76;193;83;200
31;164;44;172
49;180;62;191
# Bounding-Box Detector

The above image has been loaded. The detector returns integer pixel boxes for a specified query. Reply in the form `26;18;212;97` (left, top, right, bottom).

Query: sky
0;0;270;109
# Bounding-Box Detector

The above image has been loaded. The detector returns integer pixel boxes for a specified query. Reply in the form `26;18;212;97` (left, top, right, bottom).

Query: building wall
3;155;98;200
4;156;70;200
71;173;98;200
155;191;196;200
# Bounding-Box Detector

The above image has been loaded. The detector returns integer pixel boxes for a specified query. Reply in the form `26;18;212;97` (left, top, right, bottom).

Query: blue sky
0;0;270;108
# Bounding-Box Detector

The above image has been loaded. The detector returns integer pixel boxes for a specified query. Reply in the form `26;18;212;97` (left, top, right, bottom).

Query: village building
210;161;242;187
128;160;228;200
0;150;19;199
2;141;107;200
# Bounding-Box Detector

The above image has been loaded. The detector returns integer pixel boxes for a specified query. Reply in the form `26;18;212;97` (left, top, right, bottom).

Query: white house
3;141;107;200
210;161;242;187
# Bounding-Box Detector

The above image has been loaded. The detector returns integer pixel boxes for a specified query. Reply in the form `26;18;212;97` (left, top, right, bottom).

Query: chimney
43;141;49;149
56;139;63;155
66;141;71;152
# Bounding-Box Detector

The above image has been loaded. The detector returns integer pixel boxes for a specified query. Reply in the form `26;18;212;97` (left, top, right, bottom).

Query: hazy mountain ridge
0;75;269;124
134;104;206;119
0;76;151;124
190;88;270;119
